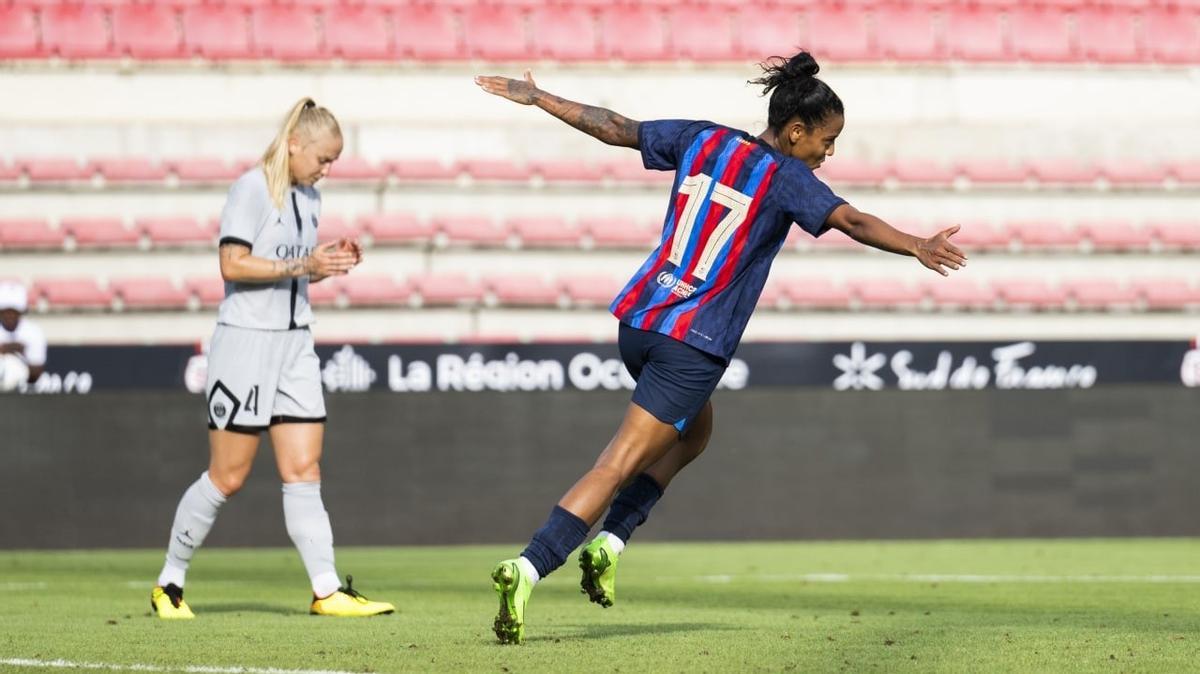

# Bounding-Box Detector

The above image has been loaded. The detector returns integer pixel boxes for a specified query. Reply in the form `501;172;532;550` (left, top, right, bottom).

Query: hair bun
785;52;819;78
750;50;821;95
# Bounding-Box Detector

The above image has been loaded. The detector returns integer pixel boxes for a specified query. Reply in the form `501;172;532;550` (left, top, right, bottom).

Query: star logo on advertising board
832;342;887;391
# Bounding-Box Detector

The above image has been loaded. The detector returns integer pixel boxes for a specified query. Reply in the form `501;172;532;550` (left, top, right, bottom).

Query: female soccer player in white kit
151;98;393;619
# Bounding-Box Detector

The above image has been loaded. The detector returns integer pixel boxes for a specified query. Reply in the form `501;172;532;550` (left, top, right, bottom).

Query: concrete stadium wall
2;386;1197;549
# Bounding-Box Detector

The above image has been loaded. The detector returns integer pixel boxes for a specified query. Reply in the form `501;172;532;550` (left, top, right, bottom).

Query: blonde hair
260;97;341;208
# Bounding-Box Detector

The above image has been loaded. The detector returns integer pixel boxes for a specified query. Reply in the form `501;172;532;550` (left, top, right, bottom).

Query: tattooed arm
218;240;357;283
475;70;640;149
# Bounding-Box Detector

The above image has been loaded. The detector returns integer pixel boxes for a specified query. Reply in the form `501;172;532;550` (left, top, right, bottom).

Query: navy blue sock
520;505;591;579
601;473;664;543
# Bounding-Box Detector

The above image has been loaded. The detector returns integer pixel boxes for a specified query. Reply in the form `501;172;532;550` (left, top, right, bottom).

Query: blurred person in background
0;281;46;390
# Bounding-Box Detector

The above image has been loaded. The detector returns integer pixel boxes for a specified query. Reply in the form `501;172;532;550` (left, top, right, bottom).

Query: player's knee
208;469;247;497
279;461;321;484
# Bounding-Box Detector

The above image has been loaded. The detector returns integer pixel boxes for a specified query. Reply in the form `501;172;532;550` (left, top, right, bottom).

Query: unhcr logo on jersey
657;271;697;299
656;271;678;289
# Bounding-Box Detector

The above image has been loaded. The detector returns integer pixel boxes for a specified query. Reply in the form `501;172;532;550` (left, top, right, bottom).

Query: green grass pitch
2;539;1199;673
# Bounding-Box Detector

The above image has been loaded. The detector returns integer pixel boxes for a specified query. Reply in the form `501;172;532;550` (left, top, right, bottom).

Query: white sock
282;481;341;598
516;556;541;586
600;530;626;555
158;471;227;588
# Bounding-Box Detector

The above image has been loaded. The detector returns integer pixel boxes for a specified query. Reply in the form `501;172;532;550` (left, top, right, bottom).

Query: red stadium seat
394;5;461;60
1143;9;1200;64
924;278;996;310
1168;160;1200;186
530;6;600;61
341;274;411;307
314;215;361;243
666;6;736;61
815;158;887;186
600;6;668;61
112;5;182;59
996;279;1067;310
606;158;672;185
851;279;924;309
462;5;529;61
111;277;191;310
935;221;1007;251
583;216;658;249
1099;160;1166;187
390;159;458;181
326;157;388;182
251;6;322;61
734;7;804;61
804;7;873;61
186;276;225;308
1078;220;1151;252
1076;9;1140;63
359;213;434;246
958;159;1028;185
1028;158;1098;186
435;216;511;247
509;216;583;248
0;219;65;250
0;161;21;182
95;158;168;183
891;159;956;186
412;272;483;306
461;159;531;182
171;157;242;182
560;273;623;308
1149;221;1200;250
532;159;605;183
778;277;852;310
1009;220;1082;250
41;5;112;59
182;6;253;60
945;7;1007;62
1064;279;1138;311
139;216;213;248
874;4;941;61
306;276;343;308
0;7;41;58
806;228;860;252
757;278;786;310
1134;278;1200;310
484;274;561;307
22;157;92;182
1010;8;1073;62
65;217;142;249
36;278;114;310
325;7;392;60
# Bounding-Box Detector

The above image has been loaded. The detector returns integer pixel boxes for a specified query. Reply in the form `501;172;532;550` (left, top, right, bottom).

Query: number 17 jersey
610;119;847;362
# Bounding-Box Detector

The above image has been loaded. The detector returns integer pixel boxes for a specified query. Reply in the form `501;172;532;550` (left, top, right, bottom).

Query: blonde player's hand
475;70;539;105
336;237;364;266
914;225;967;277
307;240;357;277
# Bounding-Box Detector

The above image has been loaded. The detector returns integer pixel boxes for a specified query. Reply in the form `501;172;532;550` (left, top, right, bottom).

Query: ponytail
260;97;342;208
750;51;844;133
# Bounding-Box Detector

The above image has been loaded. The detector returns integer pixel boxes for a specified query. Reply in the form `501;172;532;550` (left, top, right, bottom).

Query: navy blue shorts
618;322;727;434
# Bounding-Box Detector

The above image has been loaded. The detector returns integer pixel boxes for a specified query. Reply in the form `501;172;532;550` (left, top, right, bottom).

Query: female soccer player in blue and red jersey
475;51;966;644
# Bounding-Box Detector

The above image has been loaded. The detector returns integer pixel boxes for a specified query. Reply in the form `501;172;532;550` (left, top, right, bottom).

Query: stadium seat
804;7;873;61
171;157;242;182
995;279;1067;310
530;6;600;61
359;213;434;246
40;5;112;59
607;158;672;185
945;7;1007;62
851;279;924;309
186;275;225;308
532;159;605;183
1064;279;1139;311
110;277;191;310
600;6;668;61
462;5;530;61
560;273;623;308
64;217;142;249
1078;220;1151;252
666;6;736;61
485;274;561;307
808;228;860;251
0;6;41;59
1143;9;1200;64
314;215;361;243
874;4;942;61
1149;221;1200;250
94;158;168;183
1028;159;1098;186
1010;8;1074;62
816;158;887;186
509;216;583;248
435;216;512;247
778;277;852;310
461;159;531;182
890;159;956;187
0;219;65;251
924;278;996;310
22;157;92;182
35;278;114;311
251;6;322;61
958;159;1028;185
412;272;484;306
756;278;785;310
390;159;459;181
181;6;253;60
341;274;412;307
0;161;21;182
393;5;461;60
583;216;658;249
307;276;343;307
327;157;388;182
1134;278;1200;310
734;6;804;61
1009;220;1082;250
112;4;182;59
935;221;1008;251
1168;160;1200;186
324;6;392;60
1076;9;1140;63
139;216;214;248
1098;160;1166;188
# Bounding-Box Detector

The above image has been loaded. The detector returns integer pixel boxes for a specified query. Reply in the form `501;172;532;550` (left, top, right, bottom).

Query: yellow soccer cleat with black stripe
151;584;195;619
310;576;394;617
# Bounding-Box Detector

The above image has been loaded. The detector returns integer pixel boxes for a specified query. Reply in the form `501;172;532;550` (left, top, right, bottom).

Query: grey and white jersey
216;168;322;330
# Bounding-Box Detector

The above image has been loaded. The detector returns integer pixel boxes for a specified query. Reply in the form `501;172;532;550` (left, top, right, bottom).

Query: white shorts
205;324;326;433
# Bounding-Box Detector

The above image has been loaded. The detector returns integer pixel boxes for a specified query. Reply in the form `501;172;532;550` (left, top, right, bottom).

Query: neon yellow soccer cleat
491;559;532;644
309;576;394;617
579;535;618;608
151;584;195;619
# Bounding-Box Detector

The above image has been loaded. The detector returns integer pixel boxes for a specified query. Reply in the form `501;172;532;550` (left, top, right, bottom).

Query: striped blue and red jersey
610;119;847;362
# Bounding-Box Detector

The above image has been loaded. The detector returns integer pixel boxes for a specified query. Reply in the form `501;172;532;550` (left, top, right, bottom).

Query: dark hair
750;51;844;133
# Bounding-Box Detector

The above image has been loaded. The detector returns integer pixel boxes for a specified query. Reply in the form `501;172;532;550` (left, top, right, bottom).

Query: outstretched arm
475;70;640;149
826;204;967;277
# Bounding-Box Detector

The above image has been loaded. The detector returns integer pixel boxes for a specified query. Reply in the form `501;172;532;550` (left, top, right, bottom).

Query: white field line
0;658;361;674
686;573;1200;584
0;582;47;591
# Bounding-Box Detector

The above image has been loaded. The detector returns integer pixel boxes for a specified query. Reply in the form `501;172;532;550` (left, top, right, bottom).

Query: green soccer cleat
491;559;532;644
579;535;618;608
